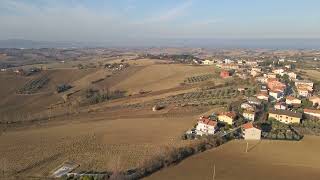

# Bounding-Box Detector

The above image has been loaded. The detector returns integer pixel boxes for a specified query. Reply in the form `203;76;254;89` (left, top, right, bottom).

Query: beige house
297;86;310;97
285;96;301;106
269;109;302;124
242;122;261;140
295;80;314;89
287;72;297;80
218;112;236;125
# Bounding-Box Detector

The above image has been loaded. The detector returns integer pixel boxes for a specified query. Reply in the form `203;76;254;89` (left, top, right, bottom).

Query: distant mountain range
1;38;320;49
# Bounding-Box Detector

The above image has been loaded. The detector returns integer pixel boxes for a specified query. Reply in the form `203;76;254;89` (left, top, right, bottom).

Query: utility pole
212;163;216;180
245;141;249;153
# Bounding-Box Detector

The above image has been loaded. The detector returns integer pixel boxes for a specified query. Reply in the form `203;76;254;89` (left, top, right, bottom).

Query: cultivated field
112;64;218;94
147;136;320;180
302;69;320;81
0;106;209;177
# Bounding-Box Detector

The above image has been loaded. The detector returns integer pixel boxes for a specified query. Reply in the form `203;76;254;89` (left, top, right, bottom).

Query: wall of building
218;115;233;125
243;128;261;140
269;113;300;124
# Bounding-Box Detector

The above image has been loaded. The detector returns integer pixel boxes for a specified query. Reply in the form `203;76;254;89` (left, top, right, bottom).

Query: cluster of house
196;57;320;140
243;60;320;121
195;115;261;140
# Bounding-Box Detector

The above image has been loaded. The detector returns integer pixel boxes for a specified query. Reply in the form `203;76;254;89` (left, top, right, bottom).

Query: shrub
56;84;72;93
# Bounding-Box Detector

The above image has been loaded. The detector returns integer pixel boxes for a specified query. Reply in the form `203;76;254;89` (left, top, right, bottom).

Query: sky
1;0;320;44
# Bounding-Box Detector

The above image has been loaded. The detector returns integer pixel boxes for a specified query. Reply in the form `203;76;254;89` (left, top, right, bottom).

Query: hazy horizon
1;38;320;49
1;0;320;47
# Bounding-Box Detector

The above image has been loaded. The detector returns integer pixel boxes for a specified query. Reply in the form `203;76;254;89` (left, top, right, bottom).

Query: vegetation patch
56;84;72;93
260;119;303;140
17;76;49;94
184;74;214;84
81;88;126;105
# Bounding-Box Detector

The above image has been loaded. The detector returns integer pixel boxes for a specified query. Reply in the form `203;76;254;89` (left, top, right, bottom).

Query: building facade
268;109;302;124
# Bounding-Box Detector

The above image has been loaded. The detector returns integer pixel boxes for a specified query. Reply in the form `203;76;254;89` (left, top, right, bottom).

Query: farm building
218;111;236;125
242;122;261;140
268;109;302;124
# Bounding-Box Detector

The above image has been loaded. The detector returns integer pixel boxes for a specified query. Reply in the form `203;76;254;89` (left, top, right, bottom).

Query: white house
287;72;297;80
202;59;215;65
274;102;287;110
286;96;301;106
243;110;255;121
196;117;218;135
269;90;284;100
242;122;261;140
241;103;255;111
256;93;269;101
224;59;234;64
273;68;285;76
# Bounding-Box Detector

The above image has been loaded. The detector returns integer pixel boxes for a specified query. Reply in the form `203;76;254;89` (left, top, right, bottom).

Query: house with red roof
267;78;286;93
242;122;261;140
220;70;230;78
196;116;218;135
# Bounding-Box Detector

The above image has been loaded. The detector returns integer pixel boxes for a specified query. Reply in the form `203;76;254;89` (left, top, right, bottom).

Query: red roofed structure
196;116;218;135
267;78;286;92
242;122;254;129
242;122;261;140
220;70;230;78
